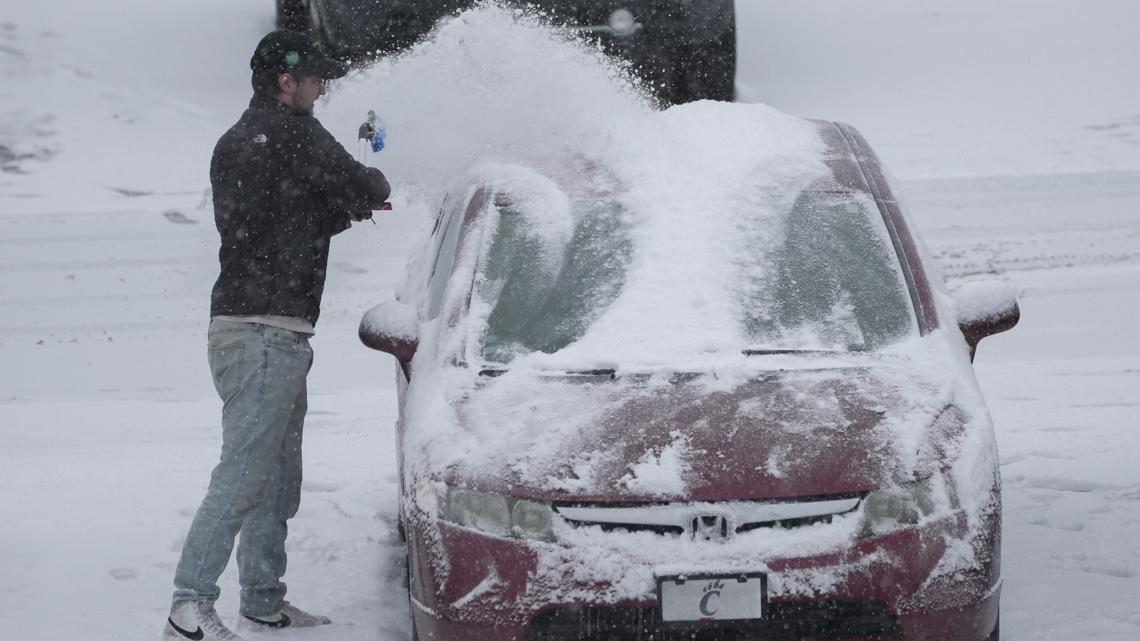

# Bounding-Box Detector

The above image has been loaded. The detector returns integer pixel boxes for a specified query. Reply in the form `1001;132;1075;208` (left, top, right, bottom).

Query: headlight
439;485;555;542
858;470;960;538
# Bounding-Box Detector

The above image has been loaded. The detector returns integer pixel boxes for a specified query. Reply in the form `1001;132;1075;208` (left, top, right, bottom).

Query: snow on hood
414;336;971;503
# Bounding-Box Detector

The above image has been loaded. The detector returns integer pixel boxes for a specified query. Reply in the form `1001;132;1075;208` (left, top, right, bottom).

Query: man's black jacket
209;94;391;326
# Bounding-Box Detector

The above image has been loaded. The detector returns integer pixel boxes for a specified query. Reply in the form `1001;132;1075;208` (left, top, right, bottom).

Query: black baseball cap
250;30;348;80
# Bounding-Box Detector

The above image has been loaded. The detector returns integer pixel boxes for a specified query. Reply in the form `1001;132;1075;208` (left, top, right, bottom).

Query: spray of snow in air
322;1;655;207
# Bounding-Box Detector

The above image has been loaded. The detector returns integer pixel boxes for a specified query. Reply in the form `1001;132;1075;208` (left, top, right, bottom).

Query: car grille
526;600;901;641
554;495;863;539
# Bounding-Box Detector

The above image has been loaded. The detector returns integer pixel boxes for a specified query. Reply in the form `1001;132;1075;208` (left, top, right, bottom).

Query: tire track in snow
902;171;1140;285
929;221;1140;278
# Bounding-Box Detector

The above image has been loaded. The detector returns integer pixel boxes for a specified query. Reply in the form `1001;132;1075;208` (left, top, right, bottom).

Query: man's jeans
173;320;313;617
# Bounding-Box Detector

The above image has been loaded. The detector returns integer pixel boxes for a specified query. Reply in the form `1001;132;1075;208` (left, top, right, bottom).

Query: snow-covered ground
1;1;1138;640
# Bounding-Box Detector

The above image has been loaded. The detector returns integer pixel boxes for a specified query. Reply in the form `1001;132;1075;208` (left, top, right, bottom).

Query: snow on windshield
473;173;919;367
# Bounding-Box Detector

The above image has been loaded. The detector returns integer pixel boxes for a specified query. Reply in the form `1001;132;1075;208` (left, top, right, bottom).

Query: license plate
657;573;767;623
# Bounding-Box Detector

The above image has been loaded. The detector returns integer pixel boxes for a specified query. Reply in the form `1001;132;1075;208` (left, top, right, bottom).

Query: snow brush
357;110;391;221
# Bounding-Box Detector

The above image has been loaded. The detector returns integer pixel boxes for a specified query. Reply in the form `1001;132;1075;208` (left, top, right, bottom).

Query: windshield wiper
477;367;617;378
741;348;860;356
565;368;616;377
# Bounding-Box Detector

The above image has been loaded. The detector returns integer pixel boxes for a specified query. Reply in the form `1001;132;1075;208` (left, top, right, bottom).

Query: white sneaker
163;600;244;641
238;602;332;631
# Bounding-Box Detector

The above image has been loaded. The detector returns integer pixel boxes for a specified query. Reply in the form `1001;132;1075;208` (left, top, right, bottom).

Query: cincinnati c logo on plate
700;579;726;617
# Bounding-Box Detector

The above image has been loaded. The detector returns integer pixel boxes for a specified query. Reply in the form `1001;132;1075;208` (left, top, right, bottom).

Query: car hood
426;360;963;502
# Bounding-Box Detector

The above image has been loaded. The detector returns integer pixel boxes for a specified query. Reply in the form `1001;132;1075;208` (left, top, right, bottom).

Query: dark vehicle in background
276;0;736;104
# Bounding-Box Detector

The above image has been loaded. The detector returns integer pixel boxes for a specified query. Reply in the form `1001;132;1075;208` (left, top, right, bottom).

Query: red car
361;109;1018;641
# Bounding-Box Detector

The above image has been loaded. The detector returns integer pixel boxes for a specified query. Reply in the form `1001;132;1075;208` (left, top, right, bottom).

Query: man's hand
350;202;391;223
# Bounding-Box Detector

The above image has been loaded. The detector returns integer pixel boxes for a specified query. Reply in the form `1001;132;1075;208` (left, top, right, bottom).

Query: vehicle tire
275;0;309;32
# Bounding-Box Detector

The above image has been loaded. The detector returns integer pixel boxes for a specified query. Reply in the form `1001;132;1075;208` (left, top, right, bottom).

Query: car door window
427;192;479;319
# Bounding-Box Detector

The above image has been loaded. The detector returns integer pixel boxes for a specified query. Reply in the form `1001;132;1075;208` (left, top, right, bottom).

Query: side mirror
359;300;420;365
953;280;1020;360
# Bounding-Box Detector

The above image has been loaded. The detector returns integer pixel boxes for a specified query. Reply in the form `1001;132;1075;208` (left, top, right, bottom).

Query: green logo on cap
284;50;300;66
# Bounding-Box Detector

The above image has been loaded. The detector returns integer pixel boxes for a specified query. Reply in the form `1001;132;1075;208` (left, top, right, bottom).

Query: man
162;30;390;641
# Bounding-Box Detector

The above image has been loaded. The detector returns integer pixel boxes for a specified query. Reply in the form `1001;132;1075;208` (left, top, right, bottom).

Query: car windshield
474;188;917;365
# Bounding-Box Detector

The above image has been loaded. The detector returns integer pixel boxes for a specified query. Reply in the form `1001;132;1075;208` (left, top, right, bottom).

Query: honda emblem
691;514;730;541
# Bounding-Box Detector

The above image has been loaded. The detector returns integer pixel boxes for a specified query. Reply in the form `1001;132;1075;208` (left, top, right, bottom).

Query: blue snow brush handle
371;124;385;152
